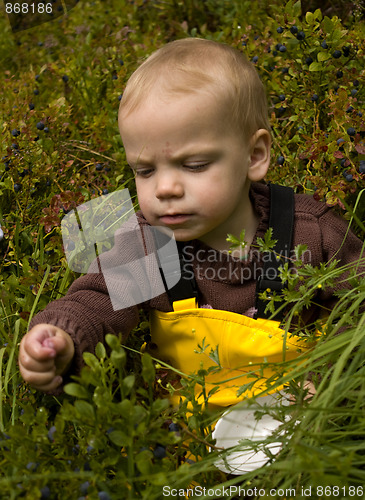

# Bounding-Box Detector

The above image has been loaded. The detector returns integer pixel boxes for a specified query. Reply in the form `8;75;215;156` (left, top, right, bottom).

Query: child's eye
134;168;154;177
183;163;209;171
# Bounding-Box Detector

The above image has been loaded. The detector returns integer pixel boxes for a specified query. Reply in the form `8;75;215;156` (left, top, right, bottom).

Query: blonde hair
119;38;270;140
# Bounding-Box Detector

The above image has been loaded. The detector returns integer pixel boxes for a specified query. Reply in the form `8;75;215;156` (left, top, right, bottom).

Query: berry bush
0;0;364;498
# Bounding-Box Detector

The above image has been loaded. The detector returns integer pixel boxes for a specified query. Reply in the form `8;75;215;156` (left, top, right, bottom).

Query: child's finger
18;364;57;388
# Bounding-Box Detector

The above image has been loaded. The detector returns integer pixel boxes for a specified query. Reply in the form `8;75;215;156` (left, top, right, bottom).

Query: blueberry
118;94;123;101
102;189;109;195
343;46;350;56
277;156;285;165
44;127;49;133
311;94;318;102
336;70;343;78
26;462;38;471
33;89;39;95
347;127;356;136
290;26;298;34
36;122;45;130
35;74;40;81
80;481;90;495
353;80;359;87
359;161;365;174
277;27;284;33
252;56;258;63
346;106;354;114
305;57;313;65
48;426;56;442
345;174;353;182
358;112;363;117
321;40;328;49
29;103;35;110
281;67;289;74
40;486;51;499
296;31;305;41
351;89;358;97
340;158;347;167
153;444;167;459
278;94;286;101
168;423;180;432
62;75;69;82
112;74;118;80
14;183;21;193
336;138;345;146
332;50;342;58
98;492;111;500
118;59;124;65
279;45;287;52
96;163;103;171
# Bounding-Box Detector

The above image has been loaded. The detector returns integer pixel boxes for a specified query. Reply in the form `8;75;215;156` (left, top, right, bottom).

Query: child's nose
155;171;184;199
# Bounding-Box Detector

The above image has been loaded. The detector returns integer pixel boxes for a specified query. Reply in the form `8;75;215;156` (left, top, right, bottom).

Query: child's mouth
159;214;192;225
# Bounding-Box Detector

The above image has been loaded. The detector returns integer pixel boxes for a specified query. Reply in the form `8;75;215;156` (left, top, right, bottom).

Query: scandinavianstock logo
61;189;181;311
4;0;80;33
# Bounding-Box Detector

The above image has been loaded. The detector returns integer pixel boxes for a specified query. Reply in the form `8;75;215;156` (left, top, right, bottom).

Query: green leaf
323;16;334;34
317;51;331;62
141;352;155;385
122;374;136;395
74;400;95;421
95;342;106;360
305;11;314;24
309;62;323;72
108;430;130;447
64;383;90;399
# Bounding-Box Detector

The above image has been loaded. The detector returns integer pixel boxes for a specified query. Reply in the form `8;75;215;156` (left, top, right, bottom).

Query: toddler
19;38;364;401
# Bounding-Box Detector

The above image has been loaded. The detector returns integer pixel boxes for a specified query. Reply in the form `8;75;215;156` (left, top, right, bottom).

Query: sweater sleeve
316;207;364;312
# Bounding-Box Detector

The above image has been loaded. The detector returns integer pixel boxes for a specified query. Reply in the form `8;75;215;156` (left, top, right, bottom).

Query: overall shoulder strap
255;183;295;320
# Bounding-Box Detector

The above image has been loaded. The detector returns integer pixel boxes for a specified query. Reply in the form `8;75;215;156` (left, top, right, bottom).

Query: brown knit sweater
29;182;364;386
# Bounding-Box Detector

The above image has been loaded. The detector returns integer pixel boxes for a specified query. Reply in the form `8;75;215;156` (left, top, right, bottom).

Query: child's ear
247;129;271;182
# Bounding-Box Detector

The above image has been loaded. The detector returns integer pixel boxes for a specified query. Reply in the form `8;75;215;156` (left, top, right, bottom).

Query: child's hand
19;324;75;392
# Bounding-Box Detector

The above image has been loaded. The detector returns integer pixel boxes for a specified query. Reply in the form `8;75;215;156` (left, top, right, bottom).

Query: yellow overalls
149;297;308;407
149;185;309;407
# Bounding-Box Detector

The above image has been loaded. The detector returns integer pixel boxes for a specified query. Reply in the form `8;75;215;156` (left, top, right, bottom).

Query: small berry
118;59;124;65
62;75;69;82
277;156;285;165
347;127;356;136
29;103;35;110
11;129;20;137
44;127;49;133
305;57;313;65
40;486;51;499
14;183;21;193
252;56;258;63
80;482;90;495
153;444;167;459
279;45;287;52
340;158;347;167
33;89;39;95
168;423;180;432
281;67;289;74
296;31;305;41
343;46;350;57
351;89;358;97
359;161;365;174
98;492;111;500
353;80;359;87
36;122;45;130
345;173;353;182
102;189;109;195
336;138;345;146
277;27;284;33
279;94;286;101
346;106;354;114
311;94;318;102
321;40;328;49
35;74;40;81
290;26;298;34
332;50;342;58
96;163;103;171
336;70;343;78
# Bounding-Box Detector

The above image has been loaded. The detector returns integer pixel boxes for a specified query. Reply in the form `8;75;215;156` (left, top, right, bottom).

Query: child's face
119;90;269;251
